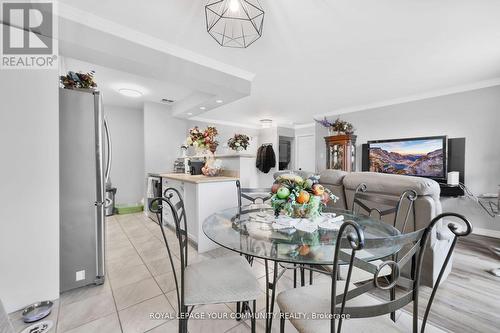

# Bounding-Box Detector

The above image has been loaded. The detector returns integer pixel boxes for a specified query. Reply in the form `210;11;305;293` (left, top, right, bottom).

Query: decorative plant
314;117;354;134
314;117;333;128
227;134;250;151
60;71;97;89
331;118;355;134
270;174;338;218
186;126;219;151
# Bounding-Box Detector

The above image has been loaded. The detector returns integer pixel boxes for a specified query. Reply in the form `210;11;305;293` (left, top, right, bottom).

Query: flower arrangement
270;174;338;218
315;117;354;135
186;126;219;152
227;134;250;151
60;71;97;89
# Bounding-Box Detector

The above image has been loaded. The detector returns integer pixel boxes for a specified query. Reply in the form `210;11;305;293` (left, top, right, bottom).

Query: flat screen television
368;136;447;180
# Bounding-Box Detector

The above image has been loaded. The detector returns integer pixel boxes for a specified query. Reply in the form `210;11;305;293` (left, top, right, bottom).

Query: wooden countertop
159;173;239;184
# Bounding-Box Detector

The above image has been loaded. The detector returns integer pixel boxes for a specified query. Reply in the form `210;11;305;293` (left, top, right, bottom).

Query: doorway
295;134;315;172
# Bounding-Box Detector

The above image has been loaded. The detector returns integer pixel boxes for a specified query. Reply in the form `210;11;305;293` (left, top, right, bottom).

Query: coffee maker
189;160;205;175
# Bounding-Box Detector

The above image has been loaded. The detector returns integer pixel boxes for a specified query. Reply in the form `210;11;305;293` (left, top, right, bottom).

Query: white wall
315;85;500;233
144;102;187;174
0;69;59;312
105;105;144;204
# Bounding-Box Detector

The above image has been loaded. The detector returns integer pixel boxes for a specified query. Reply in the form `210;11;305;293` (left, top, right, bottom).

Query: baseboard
472;227;500;239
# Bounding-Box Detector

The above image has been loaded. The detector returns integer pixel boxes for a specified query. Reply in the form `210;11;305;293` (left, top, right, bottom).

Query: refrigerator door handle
104;117;112;184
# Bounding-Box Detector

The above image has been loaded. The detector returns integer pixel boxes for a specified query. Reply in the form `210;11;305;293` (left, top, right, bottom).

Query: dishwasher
145;174;162;223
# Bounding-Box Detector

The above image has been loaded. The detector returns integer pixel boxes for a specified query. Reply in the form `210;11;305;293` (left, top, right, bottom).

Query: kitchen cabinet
160;174;239;253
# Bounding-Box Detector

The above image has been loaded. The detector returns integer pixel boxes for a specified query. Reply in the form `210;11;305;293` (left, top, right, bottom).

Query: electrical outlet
76;270;85;281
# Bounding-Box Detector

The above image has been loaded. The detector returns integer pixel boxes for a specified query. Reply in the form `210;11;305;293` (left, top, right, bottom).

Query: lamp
205;0;264;48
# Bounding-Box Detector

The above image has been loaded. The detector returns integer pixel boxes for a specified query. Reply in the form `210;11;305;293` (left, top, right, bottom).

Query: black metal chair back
236;180;272;215
329;213;472;333
352;183;418;233
149;188;189;320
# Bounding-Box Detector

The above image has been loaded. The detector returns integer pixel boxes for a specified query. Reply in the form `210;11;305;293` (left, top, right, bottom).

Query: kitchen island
159;173;239;253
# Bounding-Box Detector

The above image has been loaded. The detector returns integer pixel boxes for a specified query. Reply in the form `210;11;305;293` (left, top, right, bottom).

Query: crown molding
314;77;500;119
294;122;315;129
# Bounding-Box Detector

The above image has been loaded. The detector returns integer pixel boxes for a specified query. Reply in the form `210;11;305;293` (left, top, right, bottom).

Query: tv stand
439;183;464;197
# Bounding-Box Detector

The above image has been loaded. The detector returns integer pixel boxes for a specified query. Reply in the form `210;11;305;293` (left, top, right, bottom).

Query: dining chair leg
300;265;305;287
293;264;297;288
251;299;256;333
309;266;313;285
390;288;396;322
280;311;285;333
236;301;241;321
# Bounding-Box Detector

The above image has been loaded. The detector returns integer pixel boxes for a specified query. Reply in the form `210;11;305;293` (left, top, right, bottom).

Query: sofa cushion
319;169;348;185
343;172;440;199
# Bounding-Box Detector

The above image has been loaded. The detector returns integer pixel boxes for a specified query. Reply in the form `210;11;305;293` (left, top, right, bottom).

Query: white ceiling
61;57;193;109
58;0;500;125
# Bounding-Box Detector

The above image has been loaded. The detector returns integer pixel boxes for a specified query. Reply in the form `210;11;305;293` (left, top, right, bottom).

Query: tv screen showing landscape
368;136;446;179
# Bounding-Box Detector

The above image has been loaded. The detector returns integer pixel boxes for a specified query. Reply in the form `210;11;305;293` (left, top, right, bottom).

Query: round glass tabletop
203;205;418;265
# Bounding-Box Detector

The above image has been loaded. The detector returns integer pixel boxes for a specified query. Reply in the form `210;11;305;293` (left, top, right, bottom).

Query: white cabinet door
296;134;316;172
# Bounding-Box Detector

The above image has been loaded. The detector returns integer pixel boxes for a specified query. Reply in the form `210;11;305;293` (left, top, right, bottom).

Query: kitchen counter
159;173;239;184
160;173;239;253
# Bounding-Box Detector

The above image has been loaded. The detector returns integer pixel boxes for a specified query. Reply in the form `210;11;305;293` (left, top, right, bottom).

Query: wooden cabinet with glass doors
325;134;357;172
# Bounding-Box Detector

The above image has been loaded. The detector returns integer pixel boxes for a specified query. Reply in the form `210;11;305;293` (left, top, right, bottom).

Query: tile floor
9;213;448;333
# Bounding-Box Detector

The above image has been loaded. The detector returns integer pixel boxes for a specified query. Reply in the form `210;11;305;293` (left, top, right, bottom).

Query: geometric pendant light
205;0;265;48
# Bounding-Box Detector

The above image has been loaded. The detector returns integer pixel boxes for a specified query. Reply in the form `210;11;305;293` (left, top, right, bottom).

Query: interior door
296;135;315;172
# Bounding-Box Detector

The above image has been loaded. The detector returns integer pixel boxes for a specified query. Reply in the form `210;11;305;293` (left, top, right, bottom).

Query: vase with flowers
186;126;219;155
227;134;250;152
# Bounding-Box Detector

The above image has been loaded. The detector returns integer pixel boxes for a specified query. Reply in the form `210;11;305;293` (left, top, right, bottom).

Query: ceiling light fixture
216;99;223;104
205;0;264;48
200;106;207;110
260;119;272;128
118;88;143;98
187;112;193;116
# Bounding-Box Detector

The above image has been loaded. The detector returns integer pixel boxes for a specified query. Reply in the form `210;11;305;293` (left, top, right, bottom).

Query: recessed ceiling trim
315;77;500;119
189;116;260;129
58;2;255;81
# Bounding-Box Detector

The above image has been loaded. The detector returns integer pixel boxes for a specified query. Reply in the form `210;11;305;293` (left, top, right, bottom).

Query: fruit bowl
270;173;338;219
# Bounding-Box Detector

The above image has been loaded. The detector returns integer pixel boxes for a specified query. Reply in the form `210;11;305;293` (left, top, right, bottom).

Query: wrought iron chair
149;188;261;333
236;180;273;215
277;212;472;333
297;183;418;289
340;183;418;280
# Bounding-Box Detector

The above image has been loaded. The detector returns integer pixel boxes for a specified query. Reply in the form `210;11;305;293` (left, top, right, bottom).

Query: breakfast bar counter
159;173;239;253
159;173;239;184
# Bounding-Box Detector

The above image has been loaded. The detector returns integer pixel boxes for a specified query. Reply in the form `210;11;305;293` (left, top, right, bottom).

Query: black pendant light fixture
205;0;264;48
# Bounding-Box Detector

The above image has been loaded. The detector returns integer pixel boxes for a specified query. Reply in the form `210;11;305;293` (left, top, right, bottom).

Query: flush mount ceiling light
118;88;143;98
216;99;224;104
260;119;272;128
205;0;264;48
200;106;207;110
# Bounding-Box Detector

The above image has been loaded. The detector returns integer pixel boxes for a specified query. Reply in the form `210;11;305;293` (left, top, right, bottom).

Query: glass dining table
202;204;405;332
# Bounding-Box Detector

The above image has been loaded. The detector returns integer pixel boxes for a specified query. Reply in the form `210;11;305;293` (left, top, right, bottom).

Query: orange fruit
296;190;310;204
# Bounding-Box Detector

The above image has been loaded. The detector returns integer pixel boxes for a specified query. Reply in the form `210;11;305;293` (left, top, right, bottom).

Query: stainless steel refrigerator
59;88;111;292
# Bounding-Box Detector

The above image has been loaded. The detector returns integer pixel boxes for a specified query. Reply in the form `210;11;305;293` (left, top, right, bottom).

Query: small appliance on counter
189;160;205;175
173;158;186;173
